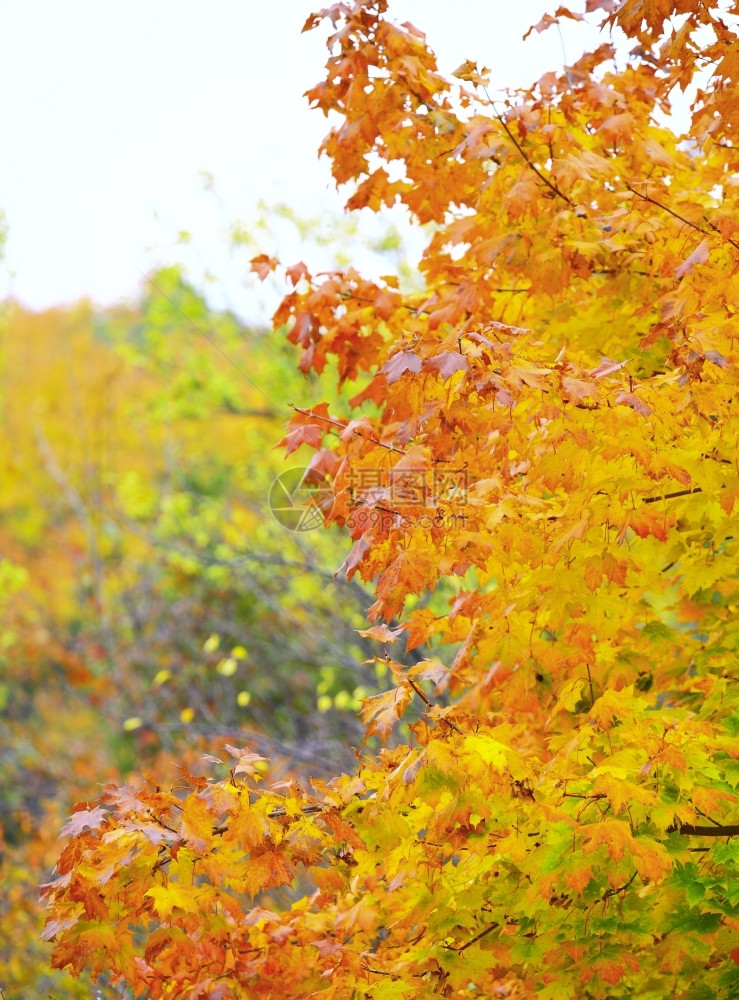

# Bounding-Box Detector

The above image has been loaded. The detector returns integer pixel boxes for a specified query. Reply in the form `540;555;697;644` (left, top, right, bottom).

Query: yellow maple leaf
145;884;201;918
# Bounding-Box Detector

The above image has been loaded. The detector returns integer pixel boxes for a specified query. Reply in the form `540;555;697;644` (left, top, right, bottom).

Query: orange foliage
42;1;739;998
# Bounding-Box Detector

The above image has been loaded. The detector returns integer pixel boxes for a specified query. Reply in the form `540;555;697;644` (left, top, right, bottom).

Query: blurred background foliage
0;239;426;994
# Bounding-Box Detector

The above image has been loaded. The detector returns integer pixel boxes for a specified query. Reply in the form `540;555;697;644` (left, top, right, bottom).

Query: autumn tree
43;1;739;997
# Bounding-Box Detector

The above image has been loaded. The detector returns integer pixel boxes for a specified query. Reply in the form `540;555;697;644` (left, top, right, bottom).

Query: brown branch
668;823;739;837
706;220;739;251
493;109;573;205
267;803;328;820
440;716;464;736
480;88;572;205
602;870;637;899
362;965;394;977
625;182;739;251
147;810;179;834
407;677;431;707
290;405;454;466
643;487;703;504
338;289;431;317
626;182;710;236
291;405;408;457
445;921;499;953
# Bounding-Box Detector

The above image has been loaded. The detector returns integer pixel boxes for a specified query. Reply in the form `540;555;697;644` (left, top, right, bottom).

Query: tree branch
481;88;572;205
668;823;739;837
625;182;739;251
445;921;499;953
643;487;703;504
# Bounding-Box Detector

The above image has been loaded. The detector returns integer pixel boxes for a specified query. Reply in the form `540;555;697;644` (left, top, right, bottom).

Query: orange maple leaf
361;685;412;744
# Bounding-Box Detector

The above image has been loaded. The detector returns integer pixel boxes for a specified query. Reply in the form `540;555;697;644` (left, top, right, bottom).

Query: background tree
0;268;400;996
43;1;739;998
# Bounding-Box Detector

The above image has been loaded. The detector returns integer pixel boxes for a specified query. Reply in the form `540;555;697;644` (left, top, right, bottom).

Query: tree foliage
0;281;379;996
43;1;739;997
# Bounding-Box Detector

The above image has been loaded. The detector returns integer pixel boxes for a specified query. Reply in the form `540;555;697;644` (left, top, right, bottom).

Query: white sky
0;1;605;321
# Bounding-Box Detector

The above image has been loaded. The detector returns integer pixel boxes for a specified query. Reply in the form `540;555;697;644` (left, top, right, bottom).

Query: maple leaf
346;168;407;212
60;805;108;839
223;799;268;851
550;677;587;718
615;391;652;418
591;356;629;378
337;533;371;581
382;351;423;385
451;59;490;86
407;658;449;693
145;884;201;918
278;423;323;455
463;732;510;771
565;866;594;895
589;686;644;731
250;253;279;281
622;509;668;542
179;794;215;853
243;846;296;896
322;808;365;850
361;685;412;744
594;959;629;985
223;745;268;778
676;238;711;278
523;6;584;39
357;623;405;643
561;375;599;406
426;350;469;381
581;820;671;882
41;915;80;943
584;551;630;590
286;261;310;285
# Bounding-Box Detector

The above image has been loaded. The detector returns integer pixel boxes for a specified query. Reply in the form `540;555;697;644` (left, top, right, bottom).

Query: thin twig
602;870;637;899
408;677;431;706
625;183;739;251
643;487;703;504
446;921;499;953
481;87;572;205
